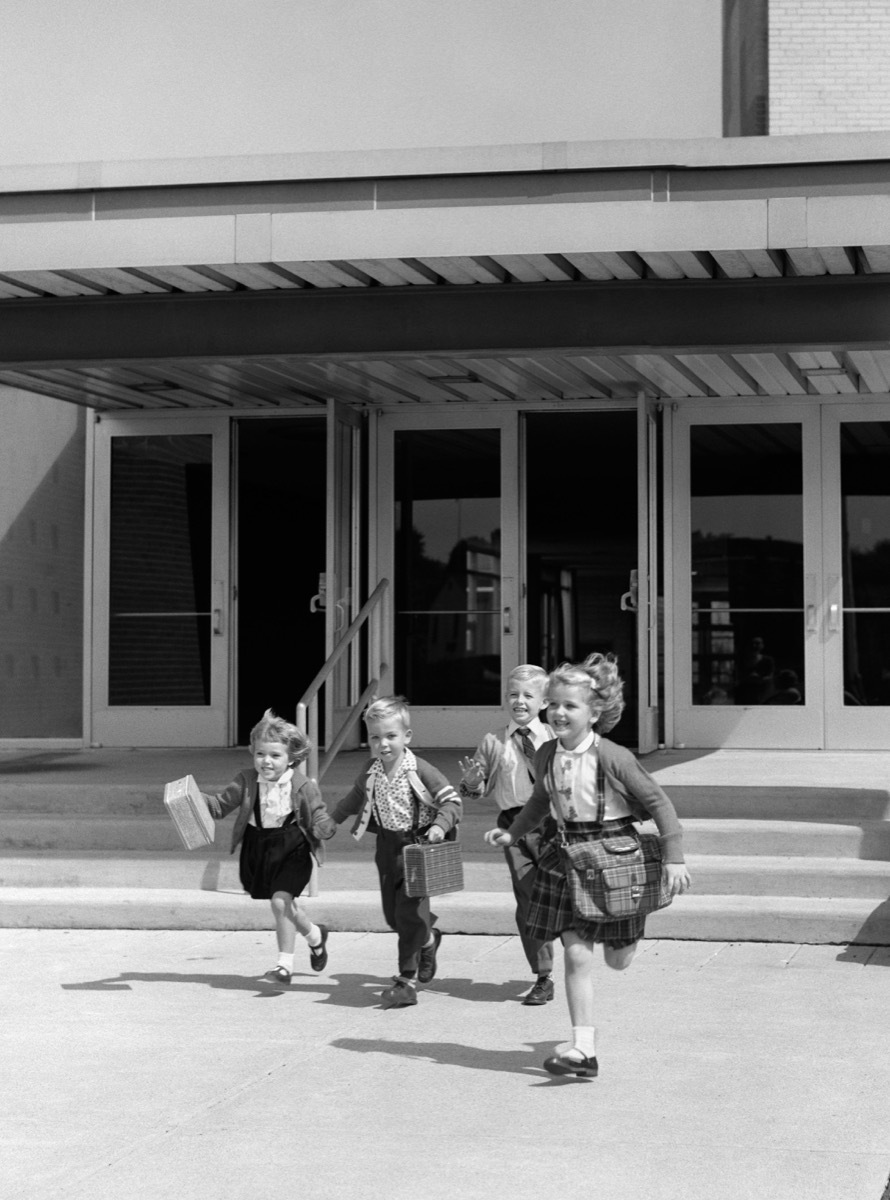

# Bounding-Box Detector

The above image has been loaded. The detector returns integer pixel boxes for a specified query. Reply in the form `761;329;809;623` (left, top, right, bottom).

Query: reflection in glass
394;429;501;705
840;422;890;706
690;424;804;705
109;435;212;705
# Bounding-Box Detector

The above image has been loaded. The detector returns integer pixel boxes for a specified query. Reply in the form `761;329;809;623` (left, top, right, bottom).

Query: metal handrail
296;577;391;780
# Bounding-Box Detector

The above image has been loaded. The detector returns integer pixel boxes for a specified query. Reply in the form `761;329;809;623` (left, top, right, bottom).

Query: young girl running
201;709;336;984
485;654;691;1077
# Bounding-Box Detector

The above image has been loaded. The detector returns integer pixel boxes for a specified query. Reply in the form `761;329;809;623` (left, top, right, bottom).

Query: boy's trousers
374;828;437;977
498;808;555;976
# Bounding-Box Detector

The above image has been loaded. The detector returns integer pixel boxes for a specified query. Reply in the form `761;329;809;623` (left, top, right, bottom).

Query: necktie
515;727;536;780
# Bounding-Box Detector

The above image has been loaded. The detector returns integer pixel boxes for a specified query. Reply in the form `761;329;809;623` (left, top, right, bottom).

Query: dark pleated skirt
525;819;646;949
238;824;313;900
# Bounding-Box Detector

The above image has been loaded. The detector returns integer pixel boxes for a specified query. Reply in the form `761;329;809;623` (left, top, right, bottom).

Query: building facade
2;2;889;753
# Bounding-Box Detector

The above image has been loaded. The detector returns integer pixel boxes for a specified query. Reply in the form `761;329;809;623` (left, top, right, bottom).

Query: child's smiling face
547;681;600;750
506;679;546;728
366;716;412;775
253;740;293;783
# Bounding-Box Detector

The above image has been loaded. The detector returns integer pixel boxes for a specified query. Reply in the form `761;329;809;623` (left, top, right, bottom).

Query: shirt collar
371;747;416;782
507;716;546;740
557;730;595;755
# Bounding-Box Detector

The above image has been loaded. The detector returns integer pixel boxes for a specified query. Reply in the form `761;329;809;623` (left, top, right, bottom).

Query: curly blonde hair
549;652;625;733
249;708;312;763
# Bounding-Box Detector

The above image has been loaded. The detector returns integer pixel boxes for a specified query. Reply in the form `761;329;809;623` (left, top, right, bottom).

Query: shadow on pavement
60;969;389;1004
330;1036;572;1080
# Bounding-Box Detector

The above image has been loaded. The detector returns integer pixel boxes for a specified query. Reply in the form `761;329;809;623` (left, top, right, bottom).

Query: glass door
376;410;519;745
671;404;823;748
91;416;230;745
822;405;890;749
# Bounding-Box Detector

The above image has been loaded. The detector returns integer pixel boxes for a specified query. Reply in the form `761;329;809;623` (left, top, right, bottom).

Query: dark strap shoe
417;927;442;984
543;1052;599;1078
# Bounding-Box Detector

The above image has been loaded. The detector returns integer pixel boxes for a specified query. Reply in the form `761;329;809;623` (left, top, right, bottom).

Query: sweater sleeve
605;744;685;863
295;777;337;842
330;766;372;825
416;760;462;834
201;773;247;820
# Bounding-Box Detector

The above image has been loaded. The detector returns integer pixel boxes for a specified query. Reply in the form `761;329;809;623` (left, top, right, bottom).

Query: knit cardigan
507;736;685;863
202;768;337;861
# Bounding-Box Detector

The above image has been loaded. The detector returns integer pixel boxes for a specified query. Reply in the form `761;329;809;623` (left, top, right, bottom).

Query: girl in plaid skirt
486;654;691;1078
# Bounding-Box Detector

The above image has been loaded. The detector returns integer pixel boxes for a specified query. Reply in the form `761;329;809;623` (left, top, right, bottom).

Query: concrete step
4;782;889;820
4;850;890;899
1;886;887;944
6;812;890;859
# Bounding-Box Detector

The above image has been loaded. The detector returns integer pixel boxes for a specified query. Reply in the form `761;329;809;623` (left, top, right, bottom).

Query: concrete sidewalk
3;929;889;1200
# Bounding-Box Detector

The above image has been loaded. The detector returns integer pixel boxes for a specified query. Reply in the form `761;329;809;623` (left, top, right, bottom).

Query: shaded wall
0;388;84;736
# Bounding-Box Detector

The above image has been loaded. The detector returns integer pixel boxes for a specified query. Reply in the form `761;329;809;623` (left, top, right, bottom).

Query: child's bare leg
292;898;328;969
562;931;596;1027
603;940;639;971
270;890;297;954
544;931;598;1074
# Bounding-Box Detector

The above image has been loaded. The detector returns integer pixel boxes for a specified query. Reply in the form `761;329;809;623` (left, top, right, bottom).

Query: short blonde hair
549;653;625;733
249;708;312;763
507;664;548;697
363;694;411;731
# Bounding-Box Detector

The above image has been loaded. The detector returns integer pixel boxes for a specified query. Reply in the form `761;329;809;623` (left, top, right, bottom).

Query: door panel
672;405;822;748
326;400;363;746
377;410;518;745
92;416;230;746
823;406;890;748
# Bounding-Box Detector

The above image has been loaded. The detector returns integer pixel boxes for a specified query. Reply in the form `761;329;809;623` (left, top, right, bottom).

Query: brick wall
770;0;890;134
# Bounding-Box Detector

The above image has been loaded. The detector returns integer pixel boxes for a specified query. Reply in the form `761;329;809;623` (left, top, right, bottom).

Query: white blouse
552;733;632;822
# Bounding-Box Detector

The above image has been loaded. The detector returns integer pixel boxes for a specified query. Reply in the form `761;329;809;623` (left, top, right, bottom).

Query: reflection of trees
845;539;890;704
396;524;446;608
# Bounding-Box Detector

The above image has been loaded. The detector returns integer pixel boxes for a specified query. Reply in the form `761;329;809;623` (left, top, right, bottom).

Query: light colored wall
770;0;890;135
0;389;84;737
0;0;723;165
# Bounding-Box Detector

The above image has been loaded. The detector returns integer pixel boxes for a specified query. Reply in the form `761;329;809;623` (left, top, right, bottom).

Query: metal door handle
213;608;223;636
828;602;840;632
806;603;817;632
503;606;512;634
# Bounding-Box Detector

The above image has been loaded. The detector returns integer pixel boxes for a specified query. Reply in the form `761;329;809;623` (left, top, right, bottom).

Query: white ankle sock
304;924;322;947
571;1026;596;1058
277;952;294;972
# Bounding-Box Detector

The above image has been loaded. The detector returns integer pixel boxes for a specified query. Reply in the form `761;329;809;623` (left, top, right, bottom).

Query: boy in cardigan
331;696;461;1008
458;664;557;1004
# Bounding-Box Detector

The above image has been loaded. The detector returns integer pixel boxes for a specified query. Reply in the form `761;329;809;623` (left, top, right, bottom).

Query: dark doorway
235;417;326;744
525;410;638;746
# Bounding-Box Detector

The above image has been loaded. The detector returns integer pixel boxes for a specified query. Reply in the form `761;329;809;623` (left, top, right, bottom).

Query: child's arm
484;773;551;847
330;776;369;825
416;764;461;843
458;734;495;798
296;777;337;841
200;775;246;821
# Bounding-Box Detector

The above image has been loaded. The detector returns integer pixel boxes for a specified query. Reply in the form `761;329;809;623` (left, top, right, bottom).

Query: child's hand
458;756;485;788
427;825;445;843
485;828;512;848
663;863;692;896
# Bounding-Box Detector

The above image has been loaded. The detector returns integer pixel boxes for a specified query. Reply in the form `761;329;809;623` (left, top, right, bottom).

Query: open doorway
235;417;326;744
524;410;639;746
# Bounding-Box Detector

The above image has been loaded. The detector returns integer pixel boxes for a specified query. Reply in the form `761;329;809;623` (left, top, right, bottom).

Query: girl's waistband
562;818;636;835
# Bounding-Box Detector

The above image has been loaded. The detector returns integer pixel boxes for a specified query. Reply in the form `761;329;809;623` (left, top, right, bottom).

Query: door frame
91;412;231;746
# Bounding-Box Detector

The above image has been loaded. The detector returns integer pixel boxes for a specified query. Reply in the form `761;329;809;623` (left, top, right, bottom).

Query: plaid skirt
525;819;646;948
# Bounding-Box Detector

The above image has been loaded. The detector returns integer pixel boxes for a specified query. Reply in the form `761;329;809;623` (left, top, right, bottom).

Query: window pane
691;424;804;706
394;429;500;704
109;435;212;705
